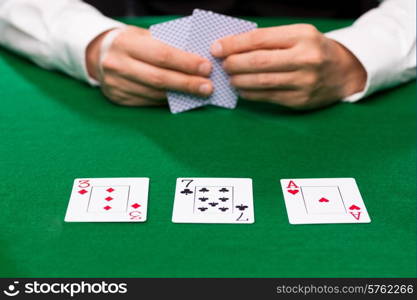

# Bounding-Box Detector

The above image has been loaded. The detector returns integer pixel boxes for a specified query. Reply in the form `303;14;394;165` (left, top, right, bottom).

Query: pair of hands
86;24;366;110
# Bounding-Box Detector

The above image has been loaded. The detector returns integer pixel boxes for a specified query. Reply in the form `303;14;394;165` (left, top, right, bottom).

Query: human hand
211;24;366;110
86;26;213;106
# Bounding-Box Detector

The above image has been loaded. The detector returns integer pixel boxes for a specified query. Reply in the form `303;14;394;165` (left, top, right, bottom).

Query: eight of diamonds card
65;178;149;222
172;178;254;224
280;178;371;224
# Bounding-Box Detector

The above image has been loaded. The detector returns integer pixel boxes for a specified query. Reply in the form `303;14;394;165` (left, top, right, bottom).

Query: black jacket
84;0;379;18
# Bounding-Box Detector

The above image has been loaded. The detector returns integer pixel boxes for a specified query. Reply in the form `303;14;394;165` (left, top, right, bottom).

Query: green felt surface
0;17;416;278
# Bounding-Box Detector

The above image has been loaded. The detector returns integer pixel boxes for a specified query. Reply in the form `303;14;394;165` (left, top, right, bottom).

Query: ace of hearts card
280;178;371;225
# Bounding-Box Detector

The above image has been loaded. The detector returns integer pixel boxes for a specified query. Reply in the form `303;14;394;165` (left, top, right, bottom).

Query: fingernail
199;83;212;95
198;62;211;76
210;41;223;56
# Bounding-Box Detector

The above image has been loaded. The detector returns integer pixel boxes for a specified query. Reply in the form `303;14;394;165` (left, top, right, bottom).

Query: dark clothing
84;0;379;18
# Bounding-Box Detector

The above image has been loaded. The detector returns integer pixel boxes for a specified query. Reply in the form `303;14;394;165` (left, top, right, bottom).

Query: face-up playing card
172;178;254;224
150;17;208;113
65;178;149;222
280;178;371;224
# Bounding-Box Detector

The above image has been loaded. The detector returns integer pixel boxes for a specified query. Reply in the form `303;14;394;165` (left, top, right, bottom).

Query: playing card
168;9;257;113
172;178;254;224
150;16;209;114
280;178;371;224
65;178;149;222
150;16;191;49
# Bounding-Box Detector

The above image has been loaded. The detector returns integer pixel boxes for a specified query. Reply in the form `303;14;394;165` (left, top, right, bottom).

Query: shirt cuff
325;28;373;102
51;7;125;86
325;0;415;103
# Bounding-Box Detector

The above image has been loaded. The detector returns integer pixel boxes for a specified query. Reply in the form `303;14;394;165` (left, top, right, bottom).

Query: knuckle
310;50;325;65
303;72;319;86
239;90;251;99
301;49;325;66
154;47;173;66
149;89;166;99
101;56;120;72
249;54;270;69
113;27;134;47
299;24;319;37
242;91;259;100
101;74;117;88
123;26;147;39
125;98;148;106
103;90;126;105
147;70;166;88
101;86;114;97
223;56;235;71
256;73;275;87
113;27;147;48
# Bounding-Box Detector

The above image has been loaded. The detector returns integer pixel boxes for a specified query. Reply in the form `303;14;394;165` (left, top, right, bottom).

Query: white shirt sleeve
326;0;416;102
0;0;125;85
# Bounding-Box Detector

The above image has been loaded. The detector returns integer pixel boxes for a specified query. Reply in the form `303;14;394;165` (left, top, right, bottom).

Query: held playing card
150;9;257;114
173;9;257;112
65;178;149;222
150;16;191;49
280;178;371;225
172;178;254;224
150;17;209;113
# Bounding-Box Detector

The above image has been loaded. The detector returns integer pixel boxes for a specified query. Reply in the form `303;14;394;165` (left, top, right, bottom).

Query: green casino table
0;16;416;278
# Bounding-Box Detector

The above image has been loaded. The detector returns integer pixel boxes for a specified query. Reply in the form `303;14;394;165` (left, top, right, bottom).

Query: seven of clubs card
172;178;254;224
65;178;149;222
280;178;371;224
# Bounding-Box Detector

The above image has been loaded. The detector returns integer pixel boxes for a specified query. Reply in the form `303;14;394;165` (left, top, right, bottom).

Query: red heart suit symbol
349;205;360;210
287;189;299;195
319;197;329;203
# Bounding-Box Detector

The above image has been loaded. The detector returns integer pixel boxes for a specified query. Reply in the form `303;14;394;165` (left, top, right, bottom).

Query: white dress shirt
0;0;415;100
326;0;416;101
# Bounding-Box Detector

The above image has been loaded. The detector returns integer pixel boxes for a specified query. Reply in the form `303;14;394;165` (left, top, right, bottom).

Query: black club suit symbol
180;188;193;195
235;204;248;211
218;207;229;212
199;187;209;193
199;197;209;202
218;188;229;193
218;197;229;202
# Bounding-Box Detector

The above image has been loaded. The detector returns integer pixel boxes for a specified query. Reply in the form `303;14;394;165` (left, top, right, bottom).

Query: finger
231;72;299;90
103;88;166;107
123;90;167;105
120;96;166;106
124;31;212;76
122;96;166;107
239;89;304;107
210;25;302;57
223;50;297;74
103;75;166;100
121;58;213;97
